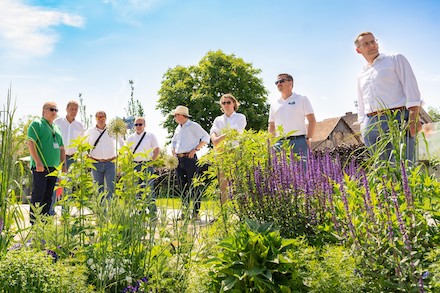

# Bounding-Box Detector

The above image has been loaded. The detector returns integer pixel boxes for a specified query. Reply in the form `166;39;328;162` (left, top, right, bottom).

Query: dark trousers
176;156;201;216
30;167;57;224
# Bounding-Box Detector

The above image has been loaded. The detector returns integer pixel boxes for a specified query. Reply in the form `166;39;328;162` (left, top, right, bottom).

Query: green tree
157;50;269;141
428;106;440;122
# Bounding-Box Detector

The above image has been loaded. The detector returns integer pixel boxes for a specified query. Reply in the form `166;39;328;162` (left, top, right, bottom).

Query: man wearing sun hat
171;105;210;220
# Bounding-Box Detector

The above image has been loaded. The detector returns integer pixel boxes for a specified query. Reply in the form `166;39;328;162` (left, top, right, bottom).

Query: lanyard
43;118;57;144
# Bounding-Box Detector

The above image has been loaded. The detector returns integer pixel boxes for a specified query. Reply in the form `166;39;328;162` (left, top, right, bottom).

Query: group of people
27;103;160;223
26;31;423;223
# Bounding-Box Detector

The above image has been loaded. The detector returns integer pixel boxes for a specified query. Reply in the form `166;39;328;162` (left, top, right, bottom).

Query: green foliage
0;249;92;293
427;106;440;122
304;245;364;293
207;219;363;293
207;219;310;292
199;129;273;199
426;247;440;290
157;50;269;140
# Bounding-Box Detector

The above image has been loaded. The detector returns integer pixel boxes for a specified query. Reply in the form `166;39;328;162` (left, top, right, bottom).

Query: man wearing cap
268;73;316;155
127;117;160;214
84;111;124;198
27;102;67;224
171;105;210;220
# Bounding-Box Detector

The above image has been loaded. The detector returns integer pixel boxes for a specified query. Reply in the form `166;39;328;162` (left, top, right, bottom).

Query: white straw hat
170;105;191;117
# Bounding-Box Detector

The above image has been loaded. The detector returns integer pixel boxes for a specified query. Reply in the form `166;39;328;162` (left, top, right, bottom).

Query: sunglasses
221;101;233;105
134;123;143;126
275;79;290;85
47;108;59;112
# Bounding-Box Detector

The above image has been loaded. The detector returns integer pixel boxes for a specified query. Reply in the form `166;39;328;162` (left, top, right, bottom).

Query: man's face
43;104;58;122
356;34;379;59
134;118;145;133
275;75;293;92
67;104;79;118
174;113;186;124
96;113;106;126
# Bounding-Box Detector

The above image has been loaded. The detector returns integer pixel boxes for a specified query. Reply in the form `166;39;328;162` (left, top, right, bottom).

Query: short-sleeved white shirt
127;131;159;162
268;93;314;136
210;111;247;135
84;126;124;160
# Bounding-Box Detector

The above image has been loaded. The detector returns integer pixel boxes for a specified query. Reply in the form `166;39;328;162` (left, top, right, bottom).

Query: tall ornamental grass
0;88;25;255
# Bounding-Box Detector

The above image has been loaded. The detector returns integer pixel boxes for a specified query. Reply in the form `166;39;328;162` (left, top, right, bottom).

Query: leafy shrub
0;248;92;293
304;245;364;293
207;219;312;292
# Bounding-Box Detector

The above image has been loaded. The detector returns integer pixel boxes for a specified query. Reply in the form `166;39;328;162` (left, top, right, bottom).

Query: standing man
268;73;316;155
84;111;123;198
355;32;422;163
171;106;210;220
27;102;66;224
127;117;160;213
50;100;84;215
54;101;84;169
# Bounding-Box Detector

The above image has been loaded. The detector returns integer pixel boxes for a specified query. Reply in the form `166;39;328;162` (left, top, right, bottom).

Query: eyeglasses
221;101;232;105
275;79;290;85
358;39;378;48
46;108;59;112
134;123;143;126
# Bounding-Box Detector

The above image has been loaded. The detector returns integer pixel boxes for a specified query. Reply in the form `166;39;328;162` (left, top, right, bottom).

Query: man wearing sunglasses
27;102;66;224
127;117;160;215
355;31;422;164
268;73;316;156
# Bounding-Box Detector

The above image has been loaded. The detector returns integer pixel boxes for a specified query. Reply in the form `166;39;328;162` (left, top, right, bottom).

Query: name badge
53;142;60;149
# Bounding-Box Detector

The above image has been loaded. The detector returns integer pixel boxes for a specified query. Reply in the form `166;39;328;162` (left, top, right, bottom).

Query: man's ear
356;47;361;54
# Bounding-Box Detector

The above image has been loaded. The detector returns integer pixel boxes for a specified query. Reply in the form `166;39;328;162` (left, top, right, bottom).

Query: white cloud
0;1;85;58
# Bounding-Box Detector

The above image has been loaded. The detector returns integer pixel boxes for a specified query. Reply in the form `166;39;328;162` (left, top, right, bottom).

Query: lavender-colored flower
390;181;411;251
46;249;59;263
400;161;414;209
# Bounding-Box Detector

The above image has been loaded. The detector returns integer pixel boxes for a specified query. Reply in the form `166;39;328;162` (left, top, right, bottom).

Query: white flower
126;276;132;283
87;258;94;266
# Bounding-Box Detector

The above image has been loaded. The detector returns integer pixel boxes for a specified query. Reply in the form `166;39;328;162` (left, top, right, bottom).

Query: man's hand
188;149;197;159
35;162;45;172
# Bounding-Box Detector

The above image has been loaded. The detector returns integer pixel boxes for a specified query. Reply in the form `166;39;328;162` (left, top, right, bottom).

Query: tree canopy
156;50;269;142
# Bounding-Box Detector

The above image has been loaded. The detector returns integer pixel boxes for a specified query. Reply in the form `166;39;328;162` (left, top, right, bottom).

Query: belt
367;106;406;117
90;156;115;163
176;153;190;158
281;135;306;140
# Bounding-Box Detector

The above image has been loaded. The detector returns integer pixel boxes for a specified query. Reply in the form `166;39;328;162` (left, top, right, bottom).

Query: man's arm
268;122;276;136
306;114;317;147
152;147;160;161
60;146;67;172
408;106;422;137
27;140;44;172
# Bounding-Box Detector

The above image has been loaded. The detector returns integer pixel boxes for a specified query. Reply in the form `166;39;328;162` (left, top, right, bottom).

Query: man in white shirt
84;111;124;198
171;105;210;220
268;73;316;155
355;31;422;163
50;100;84;214
54;101;84;169
127;117;159;213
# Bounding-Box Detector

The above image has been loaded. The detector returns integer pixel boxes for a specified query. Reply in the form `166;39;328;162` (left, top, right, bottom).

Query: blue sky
1;0;439;148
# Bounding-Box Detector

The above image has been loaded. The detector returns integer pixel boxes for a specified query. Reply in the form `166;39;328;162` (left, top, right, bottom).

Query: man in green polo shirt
27;102;66;224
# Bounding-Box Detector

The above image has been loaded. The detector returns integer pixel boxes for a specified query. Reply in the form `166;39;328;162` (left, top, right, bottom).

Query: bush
0;248;92;293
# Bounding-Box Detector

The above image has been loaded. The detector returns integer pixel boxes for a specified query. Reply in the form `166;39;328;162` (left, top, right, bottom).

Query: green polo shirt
27;117;64;168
